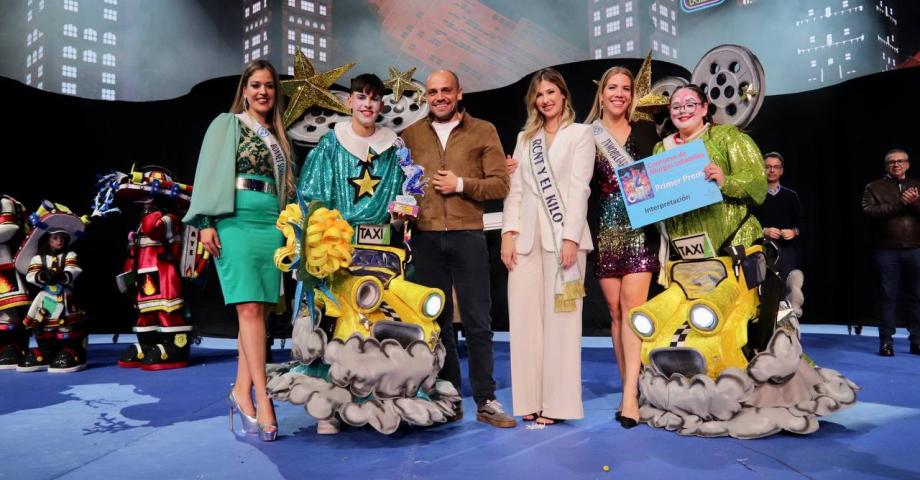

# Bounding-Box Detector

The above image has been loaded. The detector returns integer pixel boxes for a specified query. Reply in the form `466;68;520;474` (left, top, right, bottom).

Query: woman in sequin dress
184;60;296;441
585;66;659;428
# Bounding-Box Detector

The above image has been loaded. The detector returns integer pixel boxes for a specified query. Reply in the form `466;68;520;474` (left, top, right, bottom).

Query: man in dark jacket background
862;148;920;357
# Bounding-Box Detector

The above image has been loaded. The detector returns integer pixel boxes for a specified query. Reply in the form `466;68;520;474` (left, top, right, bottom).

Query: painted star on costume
358;151;376;165
383;66;425;103
281;49;356;128
350;167;381;200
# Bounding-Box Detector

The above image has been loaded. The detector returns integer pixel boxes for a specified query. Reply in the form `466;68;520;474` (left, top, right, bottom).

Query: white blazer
502;123;595;255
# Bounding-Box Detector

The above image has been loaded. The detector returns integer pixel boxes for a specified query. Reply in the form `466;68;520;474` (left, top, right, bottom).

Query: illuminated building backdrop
0;0;916;101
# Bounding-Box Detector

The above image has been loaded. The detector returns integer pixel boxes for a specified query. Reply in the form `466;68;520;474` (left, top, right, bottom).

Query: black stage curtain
2;60;919;337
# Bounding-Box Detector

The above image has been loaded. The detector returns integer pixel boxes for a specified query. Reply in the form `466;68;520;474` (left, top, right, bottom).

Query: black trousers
410;230;496;405
875;248;920;346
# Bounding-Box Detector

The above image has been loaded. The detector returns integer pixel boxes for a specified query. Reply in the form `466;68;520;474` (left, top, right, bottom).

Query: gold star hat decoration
281;48;356;129
740;83;759;102
383;66;425;103
632;50;670;121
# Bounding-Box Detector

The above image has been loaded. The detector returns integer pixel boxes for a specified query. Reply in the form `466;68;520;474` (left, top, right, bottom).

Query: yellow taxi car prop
628;245;773;379
313;244;445;351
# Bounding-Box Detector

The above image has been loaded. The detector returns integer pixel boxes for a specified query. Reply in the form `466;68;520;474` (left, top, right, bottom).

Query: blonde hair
585;66;635;124
230;60;296;199
522;68;576;142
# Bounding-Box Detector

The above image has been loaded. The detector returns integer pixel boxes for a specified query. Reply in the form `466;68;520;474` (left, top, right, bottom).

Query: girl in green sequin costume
184;60;296;442
655;85;767;264
585;66;660;429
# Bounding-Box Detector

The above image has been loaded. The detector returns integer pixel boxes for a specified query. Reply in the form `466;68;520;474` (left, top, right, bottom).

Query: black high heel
619;416;639;429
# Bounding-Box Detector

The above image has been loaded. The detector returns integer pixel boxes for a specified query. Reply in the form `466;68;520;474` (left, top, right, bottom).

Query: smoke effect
637;302;859;439
267;317;460;434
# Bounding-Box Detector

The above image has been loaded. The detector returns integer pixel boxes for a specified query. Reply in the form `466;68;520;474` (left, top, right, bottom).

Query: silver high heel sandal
258;422;278;442
228;390;259;435
257;401;279;442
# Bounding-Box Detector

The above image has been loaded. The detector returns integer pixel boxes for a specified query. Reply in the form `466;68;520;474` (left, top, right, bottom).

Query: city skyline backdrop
0;0;917;102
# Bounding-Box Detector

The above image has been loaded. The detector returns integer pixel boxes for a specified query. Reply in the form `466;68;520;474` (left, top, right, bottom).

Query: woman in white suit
501;68;595;424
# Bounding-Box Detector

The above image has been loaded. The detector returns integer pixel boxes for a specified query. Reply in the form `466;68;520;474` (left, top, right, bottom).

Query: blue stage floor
1;327;919;480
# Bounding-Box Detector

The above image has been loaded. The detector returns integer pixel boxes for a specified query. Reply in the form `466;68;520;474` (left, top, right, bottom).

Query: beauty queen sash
236;112;287;206
528;130;584;313
591;120;635;170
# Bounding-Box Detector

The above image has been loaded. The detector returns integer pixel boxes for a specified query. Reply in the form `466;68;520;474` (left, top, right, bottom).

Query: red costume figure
111;167;194;370
0;195;31;369
14;201;88;373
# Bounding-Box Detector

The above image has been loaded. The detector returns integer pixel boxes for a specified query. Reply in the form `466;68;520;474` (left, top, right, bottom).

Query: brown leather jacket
400;113;509;231
862;175;920;248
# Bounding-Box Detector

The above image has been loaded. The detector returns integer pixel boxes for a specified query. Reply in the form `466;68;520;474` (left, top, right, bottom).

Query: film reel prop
287;91;352;146
691;44;766;129
378;80;429;133
287;82;430;147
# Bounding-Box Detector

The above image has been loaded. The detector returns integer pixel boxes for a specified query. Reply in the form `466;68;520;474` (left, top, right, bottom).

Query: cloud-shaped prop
638;317;859;439
267;325;459;434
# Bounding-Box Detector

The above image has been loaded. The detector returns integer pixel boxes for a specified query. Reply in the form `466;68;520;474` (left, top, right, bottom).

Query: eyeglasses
670;101;701;114
886;159;908;166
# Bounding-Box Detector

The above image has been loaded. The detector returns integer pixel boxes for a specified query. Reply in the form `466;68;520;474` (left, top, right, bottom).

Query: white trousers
508;232;586;419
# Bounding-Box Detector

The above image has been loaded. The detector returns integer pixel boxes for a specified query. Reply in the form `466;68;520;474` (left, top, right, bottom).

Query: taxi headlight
342;275;384;313
422;293;444;318
631;312;655;338
688;303;718;332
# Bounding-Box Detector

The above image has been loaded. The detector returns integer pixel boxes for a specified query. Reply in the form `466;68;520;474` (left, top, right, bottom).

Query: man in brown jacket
400;70;515;427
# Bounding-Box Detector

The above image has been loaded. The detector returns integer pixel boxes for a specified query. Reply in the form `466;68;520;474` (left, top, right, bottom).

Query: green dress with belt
183;113;288;304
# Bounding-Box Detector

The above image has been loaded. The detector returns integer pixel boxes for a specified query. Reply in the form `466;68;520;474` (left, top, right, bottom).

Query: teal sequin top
298;130;405;226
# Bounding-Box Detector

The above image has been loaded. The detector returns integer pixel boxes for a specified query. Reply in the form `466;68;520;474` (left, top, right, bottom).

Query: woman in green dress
184;60;295;442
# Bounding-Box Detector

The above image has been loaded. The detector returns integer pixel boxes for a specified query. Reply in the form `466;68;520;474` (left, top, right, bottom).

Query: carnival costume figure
654;127;766;259
267;73;459;435
626;85;857;438
0;196;32;369
14;201;88;373
94;167;196;370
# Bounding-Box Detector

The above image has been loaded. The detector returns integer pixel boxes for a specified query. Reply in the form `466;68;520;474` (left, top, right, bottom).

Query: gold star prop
741;83;759;102
350;167;381;200
384;66;425;103
281;48;356;129
632;50;670;121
